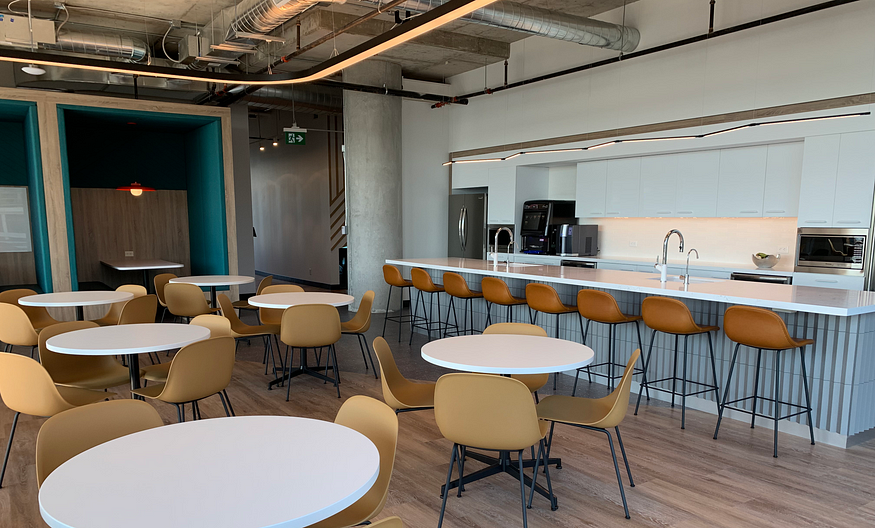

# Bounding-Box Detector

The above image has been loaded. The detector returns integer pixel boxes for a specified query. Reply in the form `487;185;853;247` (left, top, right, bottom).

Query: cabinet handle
804;220;828;224
656;211;672;214
740;210;759;214
815;279;839;283
590;212;603;215
836;220;862;224
765;210;785;214
677;211;693;214
607;211;619;215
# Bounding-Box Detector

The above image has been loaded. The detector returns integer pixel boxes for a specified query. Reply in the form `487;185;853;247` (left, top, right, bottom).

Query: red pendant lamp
117;182;155;197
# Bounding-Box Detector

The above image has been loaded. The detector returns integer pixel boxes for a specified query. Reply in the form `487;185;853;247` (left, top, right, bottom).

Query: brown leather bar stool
381;265;423;342
409;268;456;344
714;305;815;457
574;289;645;396
481;277;527;325
442;272;483;336
525;283;584;391
634;297;720;429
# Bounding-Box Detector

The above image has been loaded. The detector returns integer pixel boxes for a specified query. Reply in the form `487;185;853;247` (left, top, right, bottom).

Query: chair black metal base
444;296;482;336
714;343;815;457
634;329;720;429
485;301;525;326
382;284;425;342
268;345;341;399
573;319;647;397
345;332;378;379
410;290;456;344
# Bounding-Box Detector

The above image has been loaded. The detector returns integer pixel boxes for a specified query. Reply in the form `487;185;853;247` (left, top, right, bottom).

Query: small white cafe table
39;416;380;528
46;323;210;390
19;291;134;321
421;333;595;508
248;292;355;391
100;258;184;293
170;275;254;308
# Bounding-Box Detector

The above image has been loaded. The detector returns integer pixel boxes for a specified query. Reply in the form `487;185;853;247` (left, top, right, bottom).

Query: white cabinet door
762;142;803;217
716;146;768;217
675;150;720;217
832;131;875;227
486;167;516;225
452;165;488;189
792;272;864;291
797;135;840;227
604;158;641;217
598;262;638;272
575;161;608;218
638;154;678;217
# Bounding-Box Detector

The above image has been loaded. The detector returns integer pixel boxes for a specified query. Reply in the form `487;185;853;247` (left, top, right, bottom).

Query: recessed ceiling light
21;64;45;75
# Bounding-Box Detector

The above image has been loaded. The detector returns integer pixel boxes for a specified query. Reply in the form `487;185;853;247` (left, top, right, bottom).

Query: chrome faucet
662;229;685;267
495;227;514;267
683;248;699;286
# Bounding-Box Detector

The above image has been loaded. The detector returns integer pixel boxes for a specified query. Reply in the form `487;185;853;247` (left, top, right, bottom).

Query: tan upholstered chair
140;316;232;385
434;374;553;527
280;304;342;400
218;293;281;375
164;282;219;321
132;337;237;422
35;399;163;487
117;294;158;325
39;321;137;391
342;290;378;378
0;302;40;357
483;323;549;401
714;305;816;458
308;396;399;528
94;285;147;326
372;336;434;414
381;264;417;342
537;350;641;519
0;288;60;330
153;273;177;322
410;268;446;344
525;283;583;391
0;353;110;488
232;275;272;314
481;277;527;325
442;272;483;336
258;284;305;326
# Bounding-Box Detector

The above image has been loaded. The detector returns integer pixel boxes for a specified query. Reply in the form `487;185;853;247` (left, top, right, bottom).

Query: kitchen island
387;257;875;448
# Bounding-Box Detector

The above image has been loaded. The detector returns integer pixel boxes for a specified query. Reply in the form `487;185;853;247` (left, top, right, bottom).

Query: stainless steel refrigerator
447;193;486;259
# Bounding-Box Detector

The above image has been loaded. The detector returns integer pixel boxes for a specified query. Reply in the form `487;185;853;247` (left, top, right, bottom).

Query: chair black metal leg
528;440;542;508
356;334;369;371
799;346;815;445
681;335;689;429
707;331;721;405
0;412;20;488
608;324;615;391
444;297;455;338
223;390;236;416
714;343;742;439
363;334;378;379
615;426;634;487
485;301;492;327
409;290;421;346
218;390;231;417
553;313;560;391
437;444;458;528
174;404;183;423
286;347;295;402
583;319;592;383
434;292;442;341
634;320;649;400
671;334;679;407
331;344;341;398
605;428;630;519
529;308;535;325
382;285;392;337
750;348;763;428
773;349;782;458
456;445;466;497
635;329;658;415
518;449;528;528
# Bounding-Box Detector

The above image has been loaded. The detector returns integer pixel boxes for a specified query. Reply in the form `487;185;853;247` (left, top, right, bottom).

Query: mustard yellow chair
0;353;110;488
113;294;160;364
342;290;378;378
0;288;60;330
39;321;137;391
232;274;272;314
381;264;417;342
442;272;483;336
35;399;163;487
372;336;434;414
369;518;403;528
164;282;219;321
435;374;554;528
525;283;583;391
483;323;549;402
481;277;527;325
94;285;147;326
153;273;177;322
132;337;236;422
409;268;446;344
279;304;342;400
0;302;40;357
308;396;399;528
536;349;641;519
218;293;281;376
258;284;305;326
140;316;232;390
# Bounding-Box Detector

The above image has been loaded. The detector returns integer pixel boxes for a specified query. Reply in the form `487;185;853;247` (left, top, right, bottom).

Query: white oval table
101;258;184;293
170;275;254;308
39;416;380;528
46;323;210;390
19;291;134;321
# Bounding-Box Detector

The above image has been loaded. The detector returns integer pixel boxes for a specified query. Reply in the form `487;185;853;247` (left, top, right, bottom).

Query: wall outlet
124;251;134;257
629;241;638;247
309;268;312;275
778;247;789;254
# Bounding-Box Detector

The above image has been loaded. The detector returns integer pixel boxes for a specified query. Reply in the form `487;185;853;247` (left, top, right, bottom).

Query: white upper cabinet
716;146;768;217
638;154;678;217
832;131;875;227
604;158;641;217
797;135;840;226
575;161;608;218
452;165;488;189
762;142;803;217
675;150;720;217
486;167;516;225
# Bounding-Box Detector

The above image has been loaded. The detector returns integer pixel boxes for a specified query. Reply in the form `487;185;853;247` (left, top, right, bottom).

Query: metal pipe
42;30;148;61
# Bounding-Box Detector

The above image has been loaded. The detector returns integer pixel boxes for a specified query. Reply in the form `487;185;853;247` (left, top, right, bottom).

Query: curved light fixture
0;0;499;86
21;64;45;75
117;182;155;197
443;111;871;166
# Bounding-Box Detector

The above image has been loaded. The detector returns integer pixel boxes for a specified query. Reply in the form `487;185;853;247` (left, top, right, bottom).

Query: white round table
248;292;355;309
19;291;134;321
39;416;380;528
421;334;594;374
170;275;254;307
46;323;210;390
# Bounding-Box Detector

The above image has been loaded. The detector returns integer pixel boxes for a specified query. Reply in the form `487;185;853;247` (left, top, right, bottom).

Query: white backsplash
593;217;798;269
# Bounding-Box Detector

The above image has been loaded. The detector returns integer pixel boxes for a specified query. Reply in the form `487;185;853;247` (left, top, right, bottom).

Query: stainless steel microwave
795;228;867;274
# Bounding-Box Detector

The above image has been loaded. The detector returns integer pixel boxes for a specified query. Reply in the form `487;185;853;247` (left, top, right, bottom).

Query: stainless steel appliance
556;224;598;257
488;225;513;254
520;200;576;254
560;260;597;269
795;228;867;275
730;272;792;284
447;194;486;259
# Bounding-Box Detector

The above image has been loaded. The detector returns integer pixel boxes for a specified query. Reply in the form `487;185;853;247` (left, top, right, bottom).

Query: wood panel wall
0;252;36;287
70;188;191;288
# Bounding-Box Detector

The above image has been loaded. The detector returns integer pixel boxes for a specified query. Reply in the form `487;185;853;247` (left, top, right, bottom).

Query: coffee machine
556;224;598;256
520;200;576;254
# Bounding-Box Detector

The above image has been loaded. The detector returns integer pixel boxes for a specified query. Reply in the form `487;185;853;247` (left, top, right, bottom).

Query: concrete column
343;60;402;312
230;104;256;294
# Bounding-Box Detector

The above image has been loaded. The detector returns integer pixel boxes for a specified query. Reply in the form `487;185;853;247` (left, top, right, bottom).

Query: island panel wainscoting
387;258;875;449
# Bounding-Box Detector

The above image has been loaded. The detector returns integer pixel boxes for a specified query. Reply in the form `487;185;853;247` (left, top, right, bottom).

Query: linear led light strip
443;111;871;166
0;0;500;86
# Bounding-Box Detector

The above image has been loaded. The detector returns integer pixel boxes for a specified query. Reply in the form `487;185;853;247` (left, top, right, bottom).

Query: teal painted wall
0;121;28;186
185;120;229;276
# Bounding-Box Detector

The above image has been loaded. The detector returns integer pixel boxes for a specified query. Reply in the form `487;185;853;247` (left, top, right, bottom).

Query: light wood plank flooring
2;311;875;527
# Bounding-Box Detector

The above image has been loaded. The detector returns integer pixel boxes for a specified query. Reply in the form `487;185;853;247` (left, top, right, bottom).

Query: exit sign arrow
283;127;307;145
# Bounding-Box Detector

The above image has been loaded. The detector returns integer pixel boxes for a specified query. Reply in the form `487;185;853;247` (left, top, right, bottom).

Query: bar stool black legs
573;319;644;396
409;290;457;344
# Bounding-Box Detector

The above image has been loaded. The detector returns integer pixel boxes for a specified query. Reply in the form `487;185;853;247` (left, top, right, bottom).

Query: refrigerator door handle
458;208;464;252
461;206;468;251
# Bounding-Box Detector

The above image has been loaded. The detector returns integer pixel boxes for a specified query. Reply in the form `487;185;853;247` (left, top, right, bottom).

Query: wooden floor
2;314;875;528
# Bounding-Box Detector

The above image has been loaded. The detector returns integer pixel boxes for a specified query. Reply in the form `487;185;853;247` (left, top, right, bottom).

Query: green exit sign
284;129;307;145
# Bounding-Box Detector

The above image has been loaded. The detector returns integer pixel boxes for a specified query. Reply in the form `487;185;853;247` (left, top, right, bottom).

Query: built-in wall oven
795;228;867;275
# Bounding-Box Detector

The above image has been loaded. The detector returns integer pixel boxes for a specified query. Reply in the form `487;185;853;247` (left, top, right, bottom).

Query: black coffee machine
520;200;576;254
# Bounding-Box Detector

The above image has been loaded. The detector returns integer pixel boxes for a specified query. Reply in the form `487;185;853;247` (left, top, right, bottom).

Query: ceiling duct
358;0;640;51
243;85;343;114
44;31;148;62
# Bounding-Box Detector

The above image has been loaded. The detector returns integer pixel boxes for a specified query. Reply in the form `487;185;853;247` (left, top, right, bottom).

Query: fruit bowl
752;253;780;269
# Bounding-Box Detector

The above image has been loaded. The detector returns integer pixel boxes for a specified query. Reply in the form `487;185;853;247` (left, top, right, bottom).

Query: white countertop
492;252;796;275
387;258;875;316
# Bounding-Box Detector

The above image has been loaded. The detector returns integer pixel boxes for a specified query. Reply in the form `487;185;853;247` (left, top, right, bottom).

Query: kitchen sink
646;276;724;284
